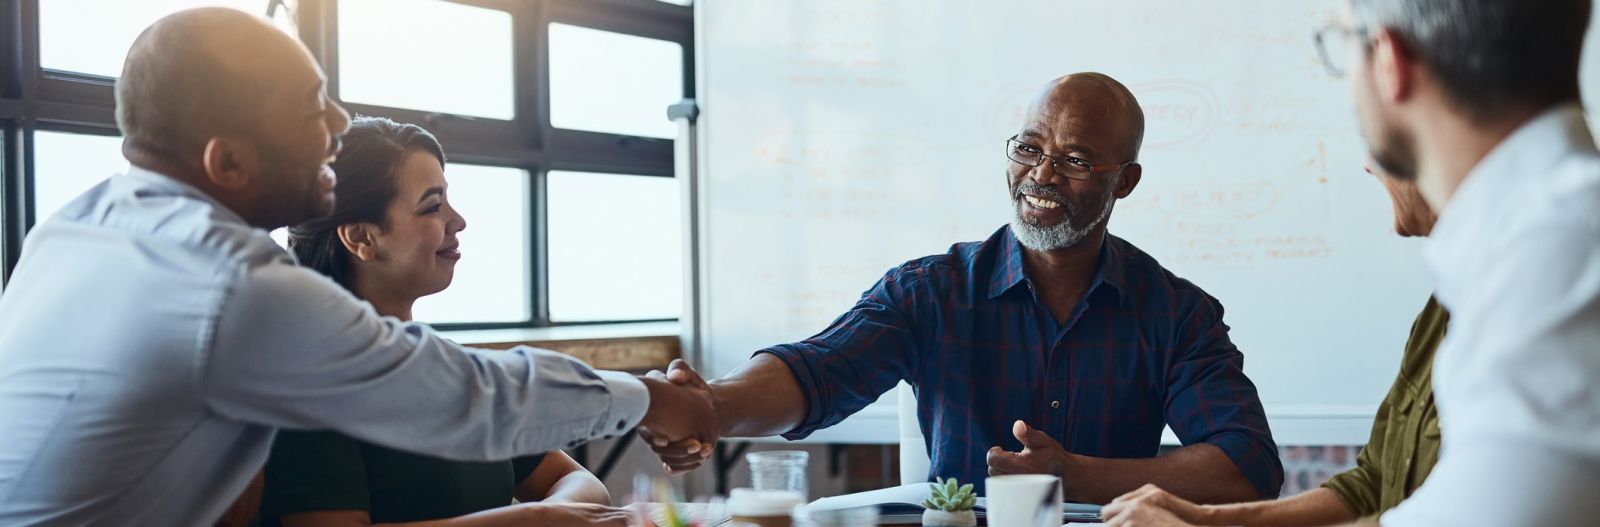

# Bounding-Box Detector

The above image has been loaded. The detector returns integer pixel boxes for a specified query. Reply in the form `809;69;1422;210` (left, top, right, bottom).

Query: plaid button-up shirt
763;225;1282;496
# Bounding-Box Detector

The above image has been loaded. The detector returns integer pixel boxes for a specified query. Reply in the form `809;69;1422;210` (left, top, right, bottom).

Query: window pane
32;132;127;224
549;24;683;138
414;164;531;324
339;0;514;120
40;1;285;77
547;171;681;322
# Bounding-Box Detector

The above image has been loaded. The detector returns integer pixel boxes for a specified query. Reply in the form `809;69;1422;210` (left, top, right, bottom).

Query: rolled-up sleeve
758;266;924;440
1320;400;1388;516
1163;292;1283;499
201;263;648;462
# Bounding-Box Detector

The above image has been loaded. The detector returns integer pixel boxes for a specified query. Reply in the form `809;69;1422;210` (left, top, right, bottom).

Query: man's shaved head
1031;73;1146;162
116;7;304;165
1007;72;1146;252
115;7;350;229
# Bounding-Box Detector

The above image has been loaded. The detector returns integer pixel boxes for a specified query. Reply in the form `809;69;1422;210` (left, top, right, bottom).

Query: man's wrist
1055;451;1084;498
707;379;732;436
638;376;670;427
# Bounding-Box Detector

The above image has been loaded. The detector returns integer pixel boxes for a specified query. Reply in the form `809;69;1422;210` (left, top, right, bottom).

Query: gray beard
1010;195;1114;251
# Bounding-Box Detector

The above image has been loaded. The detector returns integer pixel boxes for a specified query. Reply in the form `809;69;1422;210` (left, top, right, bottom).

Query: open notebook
806;483;1103;524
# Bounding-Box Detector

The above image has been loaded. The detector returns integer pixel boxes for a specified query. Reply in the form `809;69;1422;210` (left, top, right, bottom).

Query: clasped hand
636;359;720;474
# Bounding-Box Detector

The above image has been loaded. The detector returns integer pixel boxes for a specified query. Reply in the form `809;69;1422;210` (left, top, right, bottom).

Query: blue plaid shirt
761;225;1282;497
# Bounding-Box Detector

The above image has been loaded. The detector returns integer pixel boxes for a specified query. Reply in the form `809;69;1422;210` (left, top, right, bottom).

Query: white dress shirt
1381;103;1600;526
0;167;649;525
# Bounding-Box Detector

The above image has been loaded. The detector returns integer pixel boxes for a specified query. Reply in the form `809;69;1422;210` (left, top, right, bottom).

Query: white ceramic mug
984;475;1062;527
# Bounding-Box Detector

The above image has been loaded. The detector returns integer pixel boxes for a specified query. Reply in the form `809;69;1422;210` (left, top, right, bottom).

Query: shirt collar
987;225;1127;300
122;164;252;228
1423;102;1592;275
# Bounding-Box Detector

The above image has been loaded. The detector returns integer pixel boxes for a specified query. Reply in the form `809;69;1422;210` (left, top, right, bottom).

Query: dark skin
119;9;349;231
1006;73;1143;324
640;74;1261;505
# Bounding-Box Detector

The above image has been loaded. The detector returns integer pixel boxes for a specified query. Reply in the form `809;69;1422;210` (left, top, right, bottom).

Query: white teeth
1024;195;1061;209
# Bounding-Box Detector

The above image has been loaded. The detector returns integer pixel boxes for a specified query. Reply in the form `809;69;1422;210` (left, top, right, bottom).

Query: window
546;171;681;322
30;131;126;224
549;23;684;138
337;0;515;120
39;0;286;78
414;164;532;324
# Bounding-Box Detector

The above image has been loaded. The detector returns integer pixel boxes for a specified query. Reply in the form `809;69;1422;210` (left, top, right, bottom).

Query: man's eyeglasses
1313;23;1370;78
1005;136;1134;180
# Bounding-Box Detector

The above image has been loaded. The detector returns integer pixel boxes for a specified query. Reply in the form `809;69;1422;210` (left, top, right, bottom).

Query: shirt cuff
1320;469;1378;518
755;347;827;440
595;370;649;438
1206;431;1284;499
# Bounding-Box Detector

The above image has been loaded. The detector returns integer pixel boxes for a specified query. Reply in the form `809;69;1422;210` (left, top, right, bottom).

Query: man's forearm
1202;488;1357;526
709;354;809;437
1065;443;1259;504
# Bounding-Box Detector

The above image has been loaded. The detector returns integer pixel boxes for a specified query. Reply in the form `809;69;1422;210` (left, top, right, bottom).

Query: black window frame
0;0;693;329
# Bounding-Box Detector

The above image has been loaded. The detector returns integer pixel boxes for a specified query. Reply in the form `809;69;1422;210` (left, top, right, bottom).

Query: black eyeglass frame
1005;135;1135;180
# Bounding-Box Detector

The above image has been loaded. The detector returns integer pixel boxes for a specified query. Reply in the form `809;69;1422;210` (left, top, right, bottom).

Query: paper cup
984;475;1062;527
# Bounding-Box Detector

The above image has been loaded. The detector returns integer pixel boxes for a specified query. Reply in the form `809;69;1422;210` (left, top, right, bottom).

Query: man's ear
337;223;381;262
1112;163;1141;199
1370;28;1414;104
200;136;260;190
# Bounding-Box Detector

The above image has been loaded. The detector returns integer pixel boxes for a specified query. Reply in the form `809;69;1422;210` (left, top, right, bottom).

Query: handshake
635;359;722;473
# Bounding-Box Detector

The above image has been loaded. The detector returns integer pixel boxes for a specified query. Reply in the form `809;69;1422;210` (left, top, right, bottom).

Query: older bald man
639;73;1283;503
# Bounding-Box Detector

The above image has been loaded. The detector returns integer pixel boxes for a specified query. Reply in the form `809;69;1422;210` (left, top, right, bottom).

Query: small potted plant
921;477;977;527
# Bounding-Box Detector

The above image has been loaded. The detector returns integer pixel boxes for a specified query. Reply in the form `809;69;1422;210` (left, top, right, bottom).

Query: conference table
626;502;1107;526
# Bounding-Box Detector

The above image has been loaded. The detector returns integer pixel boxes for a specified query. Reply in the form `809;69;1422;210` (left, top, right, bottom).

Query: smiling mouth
1023;194;1062;210
436;242;461;260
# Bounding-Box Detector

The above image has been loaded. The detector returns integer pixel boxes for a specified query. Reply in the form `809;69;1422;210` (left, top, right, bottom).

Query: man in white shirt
0;8;714;525
1100;1;1600;526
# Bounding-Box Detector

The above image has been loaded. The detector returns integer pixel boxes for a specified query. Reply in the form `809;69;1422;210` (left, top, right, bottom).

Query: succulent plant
921;477;977;512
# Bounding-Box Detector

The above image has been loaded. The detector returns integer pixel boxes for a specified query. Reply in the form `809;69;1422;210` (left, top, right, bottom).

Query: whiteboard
692;0;1600;445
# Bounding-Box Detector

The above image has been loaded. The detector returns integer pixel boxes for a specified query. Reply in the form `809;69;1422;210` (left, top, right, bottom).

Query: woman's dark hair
288;116;446;288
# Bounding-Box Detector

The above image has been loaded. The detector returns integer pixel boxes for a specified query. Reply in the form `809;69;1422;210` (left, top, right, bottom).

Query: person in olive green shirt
1097;161;1446;526
255;117;631;527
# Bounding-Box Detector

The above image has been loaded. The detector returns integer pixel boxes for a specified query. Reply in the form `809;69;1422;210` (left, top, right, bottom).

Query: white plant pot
922;509;976;527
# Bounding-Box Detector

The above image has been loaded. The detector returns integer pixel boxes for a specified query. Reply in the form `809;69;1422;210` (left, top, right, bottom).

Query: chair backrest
896;382;931;485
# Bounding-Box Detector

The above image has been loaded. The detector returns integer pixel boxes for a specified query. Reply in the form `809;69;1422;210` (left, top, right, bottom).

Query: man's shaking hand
637;359;720;474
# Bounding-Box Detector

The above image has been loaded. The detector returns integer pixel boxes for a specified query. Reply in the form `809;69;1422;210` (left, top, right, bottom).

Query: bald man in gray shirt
0;8;714;525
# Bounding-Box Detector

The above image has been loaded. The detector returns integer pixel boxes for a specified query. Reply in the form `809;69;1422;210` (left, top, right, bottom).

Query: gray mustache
1015;182;1067;202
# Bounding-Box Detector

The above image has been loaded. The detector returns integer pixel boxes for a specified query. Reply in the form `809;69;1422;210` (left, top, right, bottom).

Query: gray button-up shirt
0;167;648;525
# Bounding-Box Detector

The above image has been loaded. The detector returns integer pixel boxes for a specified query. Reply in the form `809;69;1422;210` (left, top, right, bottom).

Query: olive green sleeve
1322;403;1387;518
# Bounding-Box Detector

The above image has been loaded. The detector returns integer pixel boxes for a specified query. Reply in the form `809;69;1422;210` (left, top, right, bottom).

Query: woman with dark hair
257;116;629;527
